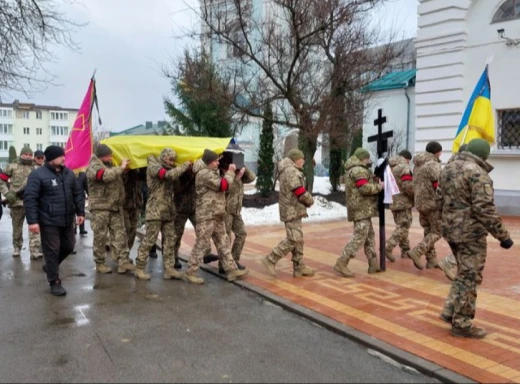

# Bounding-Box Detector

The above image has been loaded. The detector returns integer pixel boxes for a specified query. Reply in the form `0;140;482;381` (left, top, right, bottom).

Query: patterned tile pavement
178;211;520;383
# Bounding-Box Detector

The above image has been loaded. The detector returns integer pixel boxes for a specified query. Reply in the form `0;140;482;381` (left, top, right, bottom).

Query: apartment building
0;100;78;168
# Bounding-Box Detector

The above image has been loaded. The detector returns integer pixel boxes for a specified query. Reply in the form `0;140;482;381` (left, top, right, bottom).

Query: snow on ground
244;176;344;195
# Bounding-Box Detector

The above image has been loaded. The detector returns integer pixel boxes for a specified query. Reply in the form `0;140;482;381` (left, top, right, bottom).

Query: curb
137;231;475;383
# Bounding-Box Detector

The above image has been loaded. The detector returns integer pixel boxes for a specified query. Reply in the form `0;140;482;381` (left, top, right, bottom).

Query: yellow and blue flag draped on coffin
452;65;495;153
100;135;232;169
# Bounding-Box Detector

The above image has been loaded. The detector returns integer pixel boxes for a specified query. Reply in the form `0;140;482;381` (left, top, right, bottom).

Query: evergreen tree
329;138;344;192
257;103;275;197
164;50;234;138
349;129;363;157
8;145;17;163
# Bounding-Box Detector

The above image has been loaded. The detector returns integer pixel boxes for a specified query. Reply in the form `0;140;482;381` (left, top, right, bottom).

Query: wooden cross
367;108;393;158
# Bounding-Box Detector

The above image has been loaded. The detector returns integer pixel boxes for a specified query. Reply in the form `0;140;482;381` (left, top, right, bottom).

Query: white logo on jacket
51;179;58;187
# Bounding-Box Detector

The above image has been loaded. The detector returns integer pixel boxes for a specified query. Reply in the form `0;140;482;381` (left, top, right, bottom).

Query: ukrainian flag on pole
452;65;495;153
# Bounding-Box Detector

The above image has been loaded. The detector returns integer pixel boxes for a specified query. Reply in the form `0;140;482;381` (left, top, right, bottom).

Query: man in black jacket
24;146;85;296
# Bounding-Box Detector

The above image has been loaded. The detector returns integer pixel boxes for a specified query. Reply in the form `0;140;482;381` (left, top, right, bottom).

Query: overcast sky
5;0;417;133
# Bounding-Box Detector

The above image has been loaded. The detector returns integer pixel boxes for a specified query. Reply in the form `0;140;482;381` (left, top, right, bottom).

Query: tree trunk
299;135;317;193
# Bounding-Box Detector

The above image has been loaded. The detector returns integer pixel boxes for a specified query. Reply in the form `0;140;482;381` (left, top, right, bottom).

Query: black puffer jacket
24;163;85;226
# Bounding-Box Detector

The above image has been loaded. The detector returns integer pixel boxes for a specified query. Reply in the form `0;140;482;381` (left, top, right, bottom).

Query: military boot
438;257;457;281
117;262;136;274
426;258;440;269
407;250;424;270
401;248;411;259
96;264;112;274
184;273;204;284
333;258;355;278
261;256;276;277
384;245;396;262
439;312;453;324
164;267;183;280
134;268;151;280
12;248;21;258
227;268;250;282
30;252;44;260
451;326;487;339
293;265;315;277
368;258;381;274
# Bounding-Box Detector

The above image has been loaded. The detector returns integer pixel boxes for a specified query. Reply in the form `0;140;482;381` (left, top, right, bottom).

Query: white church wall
363;88;416;158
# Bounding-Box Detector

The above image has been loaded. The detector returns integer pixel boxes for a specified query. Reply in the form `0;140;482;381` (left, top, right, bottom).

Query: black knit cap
44;145;65;162
426;141;443;154
202;149;219;164
95;144;112;158
34;150;44;158
398;149;412;160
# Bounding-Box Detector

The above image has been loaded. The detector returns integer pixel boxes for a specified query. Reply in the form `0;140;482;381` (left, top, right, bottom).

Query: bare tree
368;124;407;159
192;0;402;192
0;0;83;96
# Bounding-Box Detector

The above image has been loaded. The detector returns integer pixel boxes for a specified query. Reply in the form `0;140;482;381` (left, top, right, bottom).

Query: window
497;108;520;149
0;141;10;150
51;126;69;136
36;144;43;150
23;143;30;148
50;111;69;121
36;111;43;119
23;127;30;135
21;111;30;119
0;124;13;134
36;128;43;135
493;0;520;22
50;142;65;148
0;109;13;118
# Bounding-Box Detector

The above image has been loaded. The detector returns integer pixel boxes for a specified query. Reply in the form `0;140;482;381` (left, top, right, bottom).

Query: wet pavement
0;213;434;383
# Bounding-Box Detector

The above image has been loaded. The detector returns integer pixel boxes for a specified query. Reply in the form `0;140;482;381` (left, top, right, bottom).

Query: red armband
95;169;105;181
355;179;368;188
401;174;412;182
0;173;9;182
220;178;229;191
293;186;306;197
432;181;439;189
158;168;167;180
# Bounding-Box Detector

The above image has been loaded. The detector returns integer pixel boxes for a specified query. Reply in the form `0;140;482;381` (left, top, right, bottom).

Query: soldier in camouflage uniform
0;146;43;259
334;148;383;277
222;165;256;270
438;144;468;281
134;148;191;280
385;150;414;261
123;169;143;251
407;141;443;270
438;139;513;339
185;149;249;284
261;149;315;278
86;144;135;274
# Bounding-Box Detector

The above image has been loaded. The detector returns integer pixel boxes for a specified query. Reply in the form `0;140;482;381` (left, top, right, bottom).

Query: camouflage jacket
86;156;125;212
388;156;414;211
145;155;189;221
194;159;235;222
278;158;314;223
344;155;381;222
440;152;510;243
413;151;441;213
226;168;256;216
0;161;37;207
123;170;144;210
173;171;196;215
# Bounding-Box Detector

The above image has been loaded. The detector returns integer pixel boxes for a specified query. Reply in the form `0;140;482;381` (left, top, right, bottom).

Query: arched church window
492;0;520;22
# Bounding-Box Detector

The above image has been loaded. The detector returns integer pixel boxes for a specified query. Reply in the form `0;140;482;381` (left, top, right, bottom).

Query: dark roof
364;70;416;92
0;99;78;112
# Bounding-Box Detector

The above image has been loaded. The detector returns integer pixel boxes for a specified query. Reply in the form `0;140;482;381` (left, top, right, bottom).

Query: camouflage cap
20;146;33;156
467;139;490;160
287;148;304;162
398;149;412;160
160;147;177;162
353;148;370;160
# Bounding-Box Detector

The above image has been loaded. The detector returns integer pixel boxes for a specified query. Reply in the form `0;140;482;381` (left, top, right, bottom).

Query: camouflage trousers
136;220;175;269
91;210;130;266
386;209;412;255
341;218;377;262
186;216;237;275
10;206;41;256
124;207;139;251
442;236;487;329
225;213;247;261
267;219;307;270
412;210;441;262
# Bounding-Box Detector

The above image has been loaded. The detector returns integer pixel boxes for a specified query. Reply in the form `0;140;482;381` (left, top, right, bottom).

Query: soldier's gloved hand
500;239;513;249
5;191;17;205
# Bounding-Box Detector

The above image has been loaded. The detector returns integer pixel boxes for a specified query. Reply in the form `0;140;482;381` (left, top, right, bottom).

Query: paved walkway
179;211;520;383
